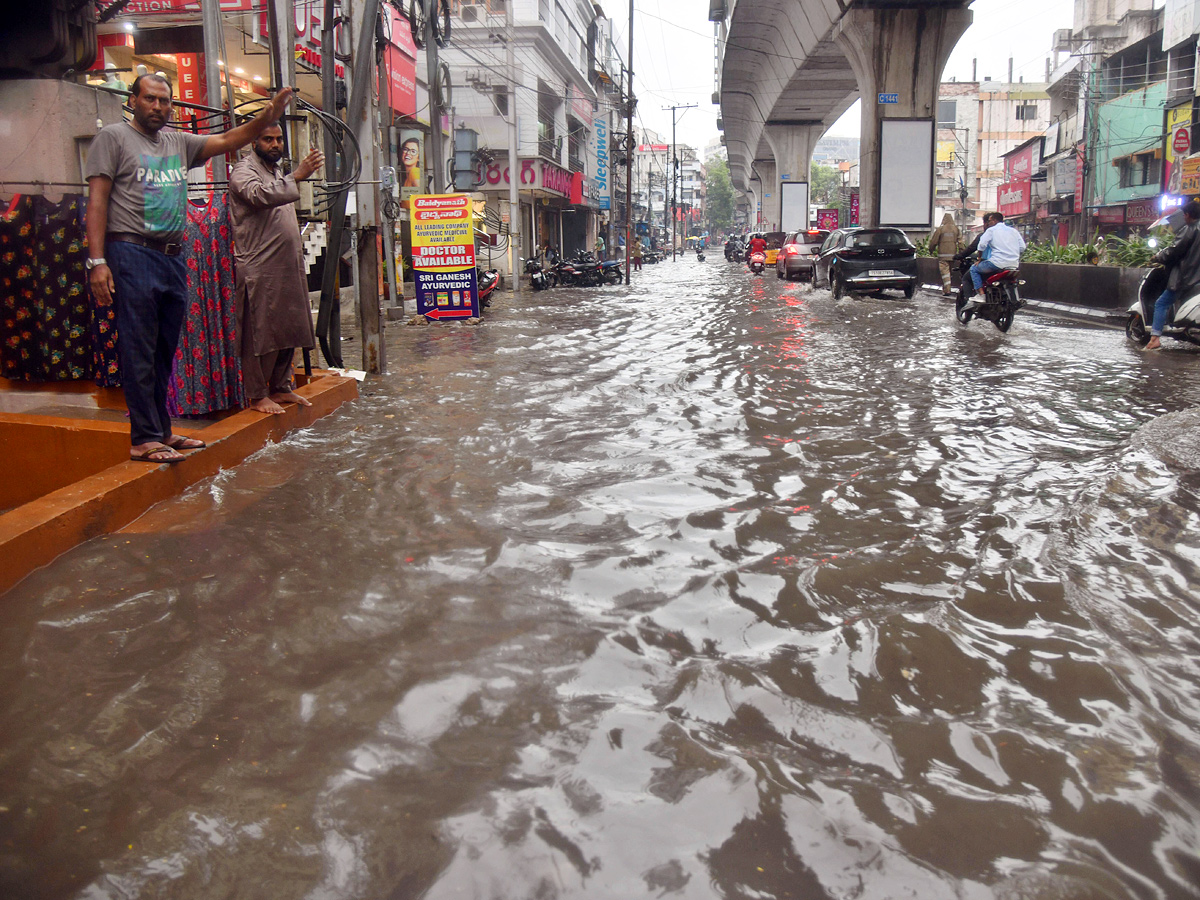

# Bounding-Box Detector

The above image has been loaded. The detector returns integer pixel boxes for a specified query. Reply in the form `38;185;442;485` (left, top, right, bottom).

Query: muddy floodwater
4;260;1200;899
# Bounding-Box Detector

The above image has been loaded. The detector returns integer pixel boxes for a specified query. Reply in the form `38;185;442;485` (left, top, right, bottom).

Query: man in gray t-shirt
85;73;294;463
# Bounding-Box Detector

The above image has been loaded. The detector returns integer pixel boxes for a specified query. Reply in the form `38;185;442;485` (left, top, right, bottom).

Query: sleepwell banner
409;194;479;320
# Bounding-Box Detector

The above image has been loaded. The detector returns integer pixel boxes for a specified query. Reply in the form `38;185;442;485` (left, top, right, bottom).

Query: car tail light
841;249;862;257
806;230;821;237
783;243;800;256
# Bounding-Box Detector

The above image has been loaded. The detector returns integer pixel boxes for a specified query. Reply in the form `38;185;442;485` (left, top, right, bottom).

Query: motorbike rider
748;233;767;258
1145;198;1200;351
963;212;1025;312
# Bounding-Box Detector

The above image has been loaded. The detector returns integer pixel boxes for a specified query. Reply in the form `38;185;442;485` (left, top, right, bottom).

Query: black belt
107;232;183;257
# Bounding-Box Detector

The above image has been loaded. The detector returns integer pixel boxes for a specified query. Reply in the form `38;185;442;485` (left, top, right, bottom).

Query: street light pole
624;0;634;284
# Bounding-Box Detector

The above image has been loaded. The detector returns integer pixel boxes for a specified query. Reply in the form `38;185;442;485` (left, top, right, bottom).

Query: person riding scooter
1144;199;1200;351
747;233;767;258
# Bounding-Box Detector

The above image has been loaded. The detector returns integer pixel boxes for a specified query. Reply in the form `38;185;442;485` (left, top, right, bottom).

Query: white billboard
879;118;934;228
780;182;809;232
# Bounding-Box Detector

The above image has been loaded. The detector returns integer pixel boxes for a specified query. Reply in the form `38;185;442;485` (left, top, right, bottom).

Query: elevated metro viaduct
716;0;973;232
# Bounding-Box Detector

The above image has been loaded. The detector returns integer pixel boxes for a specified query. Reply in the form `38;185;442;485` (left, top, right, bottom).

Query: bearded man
228;123;322;414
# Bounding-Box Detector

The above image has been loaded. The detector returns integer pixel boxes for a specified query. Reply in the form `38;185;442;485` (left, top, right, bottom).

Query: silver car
775;229;830;281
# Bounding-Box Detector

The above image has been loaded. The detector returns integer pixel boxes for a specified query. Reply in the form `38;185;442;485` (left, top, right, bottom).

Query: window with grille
1119;152;1162;188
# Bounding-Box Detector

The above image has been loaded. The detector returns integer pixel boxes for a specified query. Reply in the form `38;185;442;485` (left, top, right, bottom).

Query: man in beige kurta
928;212;962;297
229;124;322;414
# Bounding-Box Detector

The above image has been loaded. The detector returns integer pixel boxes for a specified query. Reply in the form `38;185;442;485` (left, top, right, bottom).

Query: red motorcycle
748;250;766;275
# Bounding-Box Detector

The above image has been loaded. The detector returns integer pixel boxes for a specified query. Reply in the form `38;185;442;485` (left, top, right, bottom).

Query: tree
705;157;735;234
810;163;842;207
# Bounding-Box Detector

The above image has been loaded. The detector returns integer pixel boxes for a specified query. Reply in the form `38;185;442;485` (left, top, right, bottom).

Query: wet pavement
3;258;1200;899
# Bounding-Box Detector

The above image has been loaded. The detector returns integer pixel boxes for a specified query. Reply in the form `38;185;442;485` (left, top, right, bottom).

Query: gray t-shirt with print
85;122;209;244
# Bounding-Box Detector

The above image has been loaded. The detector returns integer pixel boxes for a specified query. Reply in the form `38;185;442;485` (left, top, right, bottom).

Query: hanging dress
168;193;244;416
81;194;122;387
0;194;41;380
31;194;92;381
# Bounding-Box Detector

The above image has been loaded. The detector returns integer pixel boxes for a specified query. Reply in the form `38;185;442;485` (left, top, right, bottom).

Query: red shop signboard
381;5;418;118
997;179;1031;217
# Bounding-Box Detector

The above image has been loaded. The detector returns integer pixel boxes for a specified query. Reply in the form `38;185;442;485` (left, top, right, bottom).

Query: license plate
868;269;895;277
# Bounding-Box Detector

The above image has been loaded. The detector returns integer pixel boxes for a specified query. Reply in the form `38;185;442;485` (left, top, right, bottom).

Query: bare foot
1143;337;1162;351
270;390;312;408
250;397;287;414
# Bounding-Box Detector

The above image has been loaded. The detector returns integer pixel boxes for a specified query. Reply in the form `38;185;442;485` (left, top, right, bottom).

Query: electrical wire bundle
295;96;362;216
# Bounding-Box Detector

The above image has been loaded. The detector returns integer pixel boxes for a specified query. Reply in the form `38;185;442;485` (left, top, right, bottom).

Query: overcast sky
611;0;1079;152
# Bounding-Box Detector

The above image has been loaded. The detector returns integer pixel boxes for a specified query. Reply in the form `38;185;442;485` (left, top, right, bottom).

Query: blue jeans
106;241;188;446
1152;288;1176;337
969;259;1002;292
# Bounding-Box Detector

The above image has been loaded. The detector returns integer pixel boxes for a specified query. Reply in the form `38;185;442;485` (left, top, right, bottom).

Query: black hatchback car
813;227;918;299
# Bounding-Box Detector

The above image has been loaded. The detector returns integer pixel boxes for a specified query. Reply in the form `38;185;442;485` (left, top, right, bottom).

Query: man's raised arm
196;88;295;163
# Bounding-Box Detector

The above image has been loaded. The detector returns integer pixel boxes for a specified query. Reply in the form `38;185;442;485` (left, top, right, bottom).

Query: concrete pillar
762;124;824;229
833;6;972;228
752;159;777;229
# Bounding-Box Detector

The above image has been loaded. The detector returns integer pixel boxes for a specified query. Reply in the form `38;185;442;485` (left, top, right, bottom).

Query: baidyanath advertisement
409;194;478;321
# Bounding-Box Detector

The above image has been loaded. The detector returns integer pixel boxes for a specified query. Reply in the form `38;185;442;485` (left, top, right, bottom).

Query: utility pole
505;0;521;295
624;0;634;285
663;103;696;261
353;0;384;373
426;0;445;192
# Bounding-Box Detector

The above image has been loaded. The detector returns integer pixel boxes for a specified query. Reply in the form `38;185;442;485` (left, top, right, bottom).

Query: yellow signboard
408;193;478;319
937;140;956;164
1182;156;1200;193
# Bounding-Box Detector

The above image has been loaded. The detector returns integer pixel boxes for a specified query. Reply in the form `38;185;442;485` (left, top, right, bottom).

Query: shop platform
0;372;358;596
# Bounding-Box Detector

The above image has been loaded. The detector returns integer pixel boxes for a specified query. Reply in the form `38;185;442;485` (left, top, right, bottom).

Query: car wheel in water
831;271;844;300
1126;312;1149;345
776;267;783;279
903;282;915;299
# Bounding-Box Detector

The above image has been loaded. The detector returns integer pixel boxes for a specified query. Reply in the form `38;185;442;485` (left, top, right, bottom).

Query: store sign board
998;179;1031;217
1097;205;1126;225
1005;144;1036;180
816;208;839;229
122;0;252;11
408;194;479;321
593;118;610;210
381;7;417;117
474;156;574;198
1181;156;1200;192
252;0;347;77
1126;198;1160;225
1165;106;1193;194
850;191;860;225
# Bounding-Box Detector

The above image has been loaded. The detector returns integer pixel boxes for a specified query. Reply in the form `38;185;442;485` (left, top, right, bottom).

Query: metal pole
426;0;445;193
624;0;633;285
506;0;521;295
672;110;676;260
355;0;384;373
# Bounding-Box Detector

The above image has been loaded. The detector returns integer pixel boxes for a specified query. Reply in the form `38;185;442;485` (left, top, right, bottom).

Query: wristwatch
86;257;106;270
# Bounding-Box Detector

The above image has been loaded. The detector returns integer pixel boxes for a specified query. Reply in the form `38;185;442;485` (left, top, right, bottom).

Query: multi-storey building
439;0;627;270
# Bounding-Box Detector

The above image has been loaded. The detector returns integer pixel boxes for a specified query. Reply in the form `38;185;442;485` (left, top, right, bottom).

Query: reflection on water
3;262;1200;899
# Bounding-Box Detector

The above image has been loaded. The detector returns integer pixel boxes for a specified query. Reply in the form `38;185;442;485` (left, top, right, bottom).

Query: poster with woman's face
399;130;423;198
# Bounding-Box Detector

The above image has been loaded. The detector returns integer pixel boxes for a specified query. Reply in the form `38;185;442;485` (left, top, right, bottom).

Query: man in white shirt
965;212;1026;311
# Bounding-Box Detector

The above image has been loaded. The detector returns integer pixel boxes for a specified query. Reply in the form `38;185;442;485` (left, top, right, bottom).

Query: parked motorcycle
1127;264;1200;347
643;249;661;265
477;268;500;307
600;259;623;284
523;255;550;291
747;250;766;275
953;256;1024;332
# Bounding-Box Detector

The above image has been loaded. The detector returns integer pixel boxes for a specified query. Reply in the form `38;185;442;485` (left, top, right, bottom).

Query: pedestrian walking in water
928;212;961;296
632;240;643;272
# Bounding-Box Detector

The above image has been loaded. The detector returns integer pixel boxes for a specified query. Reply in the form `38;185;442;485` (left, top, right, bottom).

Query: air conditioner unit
461;2;482;23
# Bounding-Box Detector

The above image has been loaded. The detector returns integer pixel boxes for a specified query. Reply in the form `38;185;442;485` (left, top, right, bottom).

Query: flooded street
4;258;1200;899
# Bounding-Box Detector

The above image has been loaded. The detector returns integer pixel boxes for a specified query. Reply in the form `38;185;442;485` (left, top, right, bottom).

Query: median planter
917;257;1149;311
